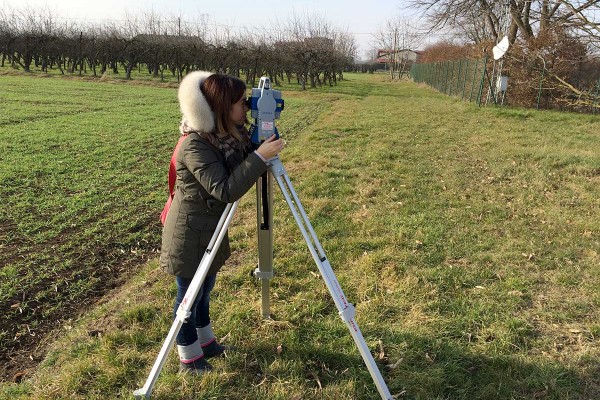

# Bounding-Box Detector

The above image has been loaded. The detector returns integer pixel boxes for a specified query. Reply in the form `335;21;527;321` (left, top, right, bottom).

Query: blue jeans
173;274;217;346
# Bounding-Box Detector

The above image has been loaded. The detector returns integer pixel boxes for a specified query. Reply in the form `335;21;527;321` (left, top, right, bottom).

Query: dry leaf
308;372;322;390
220;331;231;343
377;339;385;360
387;358;403;370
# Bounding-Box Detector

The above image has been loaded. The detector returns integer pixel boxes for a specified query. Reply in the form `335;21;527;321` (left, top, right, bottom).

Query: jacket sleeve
182;136;268;203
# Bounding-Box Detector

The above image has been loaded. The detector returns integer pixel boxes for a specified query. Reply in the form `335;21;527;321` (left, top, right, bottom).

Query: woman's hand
256;134;284;160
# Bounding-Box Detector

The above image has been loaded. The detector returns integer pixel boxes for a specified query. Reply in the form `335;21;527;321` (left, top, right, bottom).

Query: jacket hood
178;71;214;133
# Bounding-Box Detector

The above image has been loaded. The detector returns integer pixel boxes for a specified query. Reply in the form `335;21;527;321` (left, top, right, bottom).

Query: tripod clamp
252;267;274;280
175;308;191;323
338;301;357;323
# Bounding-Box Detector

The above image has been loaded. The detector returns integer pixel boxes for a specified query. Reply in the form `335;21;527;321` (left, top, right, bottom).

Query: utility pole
391;27;397;80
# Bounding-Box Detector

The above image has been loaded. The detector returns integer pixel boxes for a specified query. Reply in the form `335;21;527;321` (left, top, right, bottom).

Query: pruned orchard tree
0;6;18;67
11;5;59;72
327;30;357;84
277;12;357;89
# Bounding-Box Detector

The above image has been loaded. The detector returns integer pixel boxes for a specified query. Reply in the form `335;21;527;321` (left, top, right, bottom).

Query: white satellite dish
493;36;510;60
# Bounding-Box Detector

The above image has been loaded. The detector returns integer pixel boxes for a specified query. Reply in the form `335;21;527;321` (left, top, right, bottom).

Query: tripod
256;156;393;399
134;200;239;399
135;154;393;399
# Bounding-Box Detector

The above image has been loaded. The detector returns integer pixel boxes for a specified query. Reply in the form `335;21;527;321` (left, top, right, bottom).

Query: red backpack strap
168;134;189;196
161;134;189;225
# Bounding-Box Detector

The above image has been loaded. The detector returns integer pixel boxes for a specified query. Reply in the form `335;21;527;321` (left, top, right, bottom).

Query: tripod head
247;77;284;146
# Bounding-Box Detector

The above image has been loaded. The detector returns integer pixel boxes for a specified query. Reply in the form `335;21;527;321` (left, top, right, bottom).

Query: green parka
159;132;268;278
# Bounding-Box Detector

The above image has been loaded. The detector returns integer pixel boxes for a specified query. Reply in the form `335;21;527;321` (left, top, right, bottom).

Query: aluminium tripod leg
254;171;274;318
268;157;393;400
134;201;239;399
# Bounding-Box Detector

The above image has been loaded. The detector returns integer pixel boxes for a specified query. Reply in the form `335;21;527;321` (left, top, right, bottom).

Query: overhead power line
19;14;380;37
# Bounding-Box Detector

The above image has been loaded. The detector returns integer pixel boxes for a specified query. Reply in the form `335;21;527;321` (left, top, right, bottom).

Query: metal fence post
469;59;479;102
477;56;488;106
536;65;545;110
461;60;469;100
456;60;463;96
593;78;600;115
444;61;450;94
448;61;455;95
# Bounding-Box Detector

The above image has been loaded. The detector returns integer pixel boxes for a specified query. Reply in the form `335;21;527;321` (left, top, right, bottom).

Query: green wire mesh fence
411;58;600;113
411;58;489;106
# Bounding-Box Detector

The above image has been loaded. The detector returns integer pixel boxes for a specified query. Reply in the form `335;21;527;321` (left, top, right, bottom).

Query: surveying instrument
134;77;393;400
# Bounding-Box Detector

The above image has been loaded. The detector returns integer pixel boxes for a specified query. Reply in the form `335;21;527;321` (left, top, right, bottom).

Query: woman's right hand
256;134;284;160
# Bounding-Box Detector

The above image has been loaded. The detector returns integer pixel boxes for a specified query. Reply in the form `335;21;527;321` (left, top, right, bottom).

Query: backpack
160;134;188;225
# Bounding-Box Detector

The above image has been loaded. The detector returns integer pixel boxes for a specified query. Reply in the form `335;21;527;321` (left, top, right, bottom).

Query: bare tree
408;0;600;46
12;5;60;72
0;5;20;68
331;30;357;82
374;16;424;79
277;12;355;89
452;2;506;43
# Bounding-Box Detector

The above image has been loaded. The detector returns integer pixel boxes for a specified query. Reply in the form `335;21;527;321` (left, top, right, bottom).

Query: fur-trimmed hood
178;70;214;133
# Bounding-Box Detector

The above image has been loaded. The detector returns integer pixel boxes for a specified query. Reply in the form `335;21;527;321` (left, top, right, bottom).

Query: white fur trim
178;71;215;133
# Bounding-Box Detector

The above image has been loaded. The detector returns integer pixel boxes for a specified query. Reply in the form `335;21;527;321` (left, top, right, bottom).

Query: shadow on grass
246;329;597;400
6;313;595;400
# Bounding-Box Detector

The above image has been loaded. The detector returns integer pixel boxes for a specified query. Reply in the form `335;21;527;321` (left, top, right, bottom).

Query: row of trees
0;6;357;89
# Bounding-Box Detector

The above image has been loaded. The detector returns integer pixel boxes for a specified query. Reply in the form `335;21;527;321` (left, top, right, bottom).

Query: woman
160;71;283;374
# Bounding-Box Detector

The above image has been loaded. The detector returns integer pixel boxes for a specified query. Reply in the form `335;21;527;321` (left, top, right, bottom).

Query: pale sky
1;0;427;59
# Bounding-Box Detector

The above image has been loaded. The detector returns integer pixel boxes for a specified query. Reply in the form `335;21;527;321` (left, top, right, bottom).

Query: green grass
0;72;599;399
